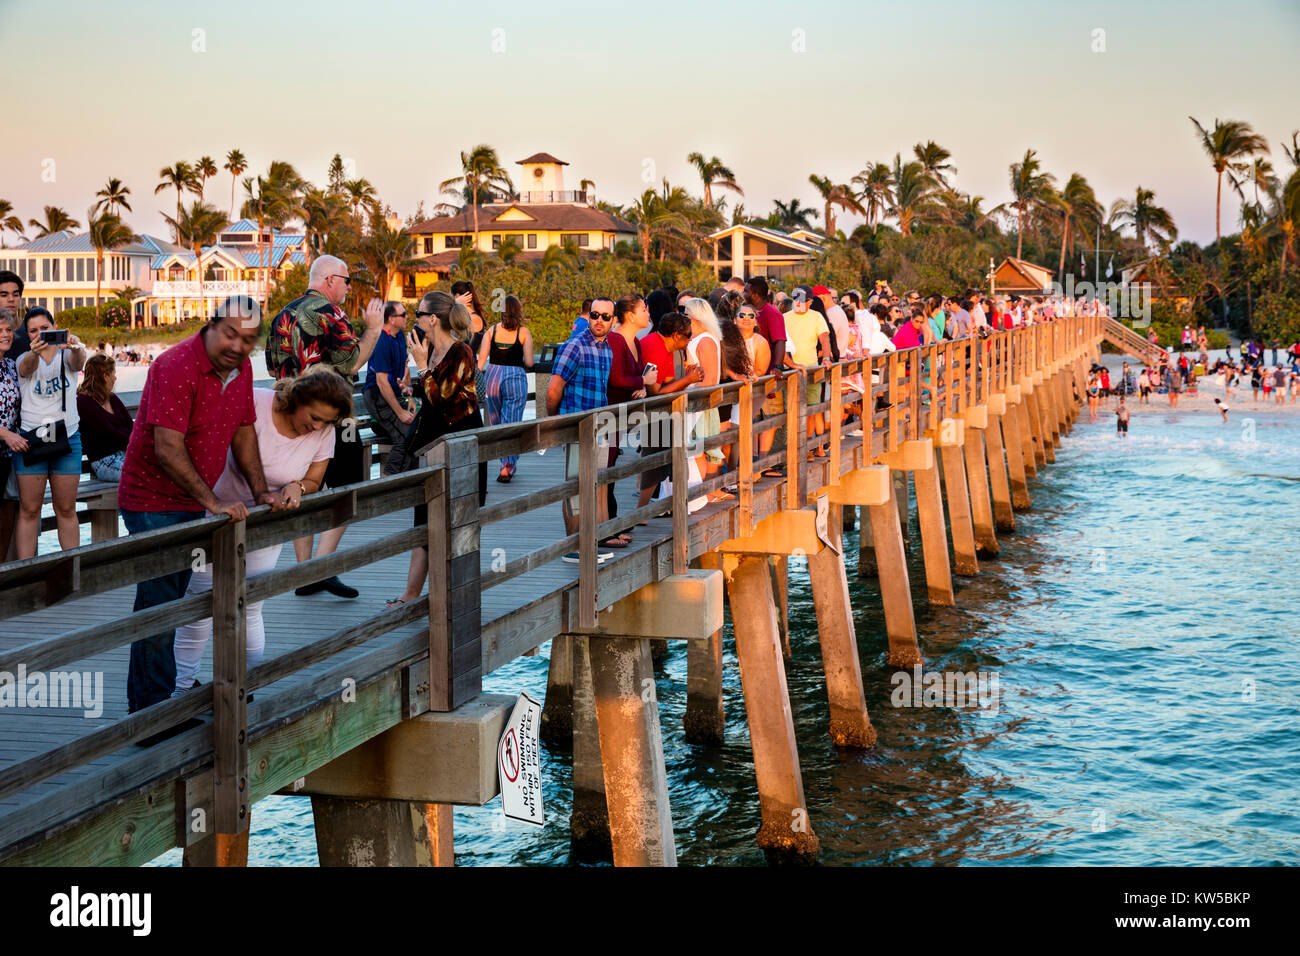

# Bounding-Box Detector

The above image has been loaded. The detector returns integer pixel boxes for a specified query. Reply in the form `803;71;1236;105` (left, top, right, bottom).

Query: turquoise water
153;404;1300;866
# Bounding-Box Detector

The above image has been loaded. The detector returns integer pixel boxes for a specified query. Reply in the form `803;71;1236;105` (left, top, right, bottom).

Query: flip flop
385;597;408;609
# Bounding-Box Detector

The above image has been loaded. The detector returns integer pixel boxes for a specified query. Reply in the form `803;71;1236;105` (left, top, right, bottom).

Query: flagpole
1095;224;1101;285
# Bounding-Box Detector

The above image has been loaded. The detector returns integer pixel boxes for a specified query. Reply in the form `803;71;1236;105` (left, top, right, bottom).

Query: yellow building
406;152;636;280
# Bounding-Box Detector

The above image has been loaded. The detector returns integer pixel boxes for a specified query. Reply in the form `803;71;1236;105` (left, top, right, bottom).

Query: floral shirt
0;357;18;457
266;289;360;381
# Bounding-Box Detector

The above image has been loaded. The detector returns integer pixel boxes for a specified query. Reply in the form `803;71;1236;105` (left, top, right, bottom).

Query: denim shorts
13;428;83;477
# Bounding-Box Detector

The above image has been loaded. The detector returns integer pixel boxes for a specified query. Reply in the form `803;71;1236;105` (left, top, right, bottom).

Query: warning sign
497;692;544;827
814;493;841;555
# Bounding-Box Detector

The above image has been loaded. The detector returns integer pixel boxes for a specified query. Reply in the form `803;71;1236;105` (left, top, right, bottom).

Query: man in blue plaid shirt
547;302;615;563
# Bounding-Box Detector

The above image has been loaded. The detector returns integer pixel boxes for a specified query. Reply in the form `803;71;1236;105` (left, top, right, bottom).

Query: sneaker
320;576;359;599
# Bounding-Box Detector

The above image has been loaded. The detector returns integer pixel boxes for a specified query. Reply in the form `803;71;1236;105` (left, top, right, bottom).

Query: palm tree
539;241;580;276
940;191;1005;235
438;145;514;252
164;201;228;315
1233;155;1277;209
0;199;24;247
360;216;419;301
627;188;689;264
156;162;200;240
86;207;136;321
686;153;743;210
888;156;940;236
195;156;218;202
223;149;248;220
1008;149;1056;258
1275;168;1300;279
242;162;305;302
1109;186;1178;251
496;235;523;267
769;198;818;231
344;179;379;223
851;162;893;229
300;186;350;264
28;206;79;238
94;178;133;216
808;174;866;238
579;178;596;202
913;141;957;187
1189;117;1270;241
1054;173;1103;280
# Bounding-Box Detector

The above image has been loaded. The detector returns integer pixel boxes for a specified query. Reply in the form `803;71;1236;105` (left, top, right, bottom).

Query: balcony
517;190;590;205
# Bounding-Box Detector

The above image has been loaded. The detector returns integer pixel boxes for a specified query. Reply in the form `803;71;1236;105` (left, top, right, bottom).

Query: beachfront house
705;224;823;281
991;257;1055;295
404;152;637;285
1;231;182;324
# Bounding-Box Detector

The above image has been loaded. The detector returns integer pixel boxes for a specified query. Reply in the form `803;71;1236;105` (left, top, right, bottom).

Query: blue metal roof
224;218;258;233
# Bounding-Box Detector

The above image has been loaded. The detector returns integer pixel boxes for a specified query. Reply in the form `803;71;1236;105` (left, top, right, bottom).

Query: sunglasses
736;311;757;320
589;312;613;321
331;275;352;285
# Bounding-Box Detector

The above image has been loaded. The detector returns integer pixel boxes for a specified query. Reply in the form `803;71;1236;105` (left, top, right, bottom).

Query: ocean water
151;405;1300;866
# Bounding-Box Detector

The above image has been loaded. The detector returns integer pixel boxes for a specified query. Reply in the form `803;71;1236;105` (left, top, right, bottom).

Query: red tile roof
516;152;568;165
409;203;634;235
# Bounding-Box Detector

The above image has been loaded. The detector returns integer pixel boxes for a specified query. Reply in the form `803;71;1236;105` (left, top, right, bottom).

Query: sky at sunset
1;0;1296;246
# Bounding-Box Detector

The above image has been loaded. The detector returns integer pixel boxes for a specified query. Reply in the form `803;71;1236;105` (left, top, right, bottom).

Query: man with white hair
267;254;384;599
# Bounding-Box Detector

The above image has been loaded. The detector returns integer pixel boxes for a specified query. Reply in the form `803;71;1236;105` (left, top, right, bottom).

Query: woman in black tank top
478;294;534;481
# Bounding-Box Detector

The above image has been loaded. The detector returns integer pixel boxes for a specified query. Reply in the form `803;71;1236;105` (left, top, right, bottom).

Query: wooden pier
0;316;1103;866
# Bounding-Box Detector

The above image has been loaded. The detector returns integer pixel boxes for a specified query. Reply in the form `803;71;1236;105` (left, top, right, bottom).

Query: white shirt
212;389;334;509
19;351;80;434
970;302;989;328
824;305;851;360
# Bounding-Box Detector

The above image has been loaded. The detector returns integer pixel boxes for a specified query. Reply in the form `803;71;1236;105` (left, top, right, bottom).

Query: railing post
785;371;804;509
738;380;754;537
829;364;842;480
578;414;599;626
212;519;249;841
426;435;482;711
670;395;688;575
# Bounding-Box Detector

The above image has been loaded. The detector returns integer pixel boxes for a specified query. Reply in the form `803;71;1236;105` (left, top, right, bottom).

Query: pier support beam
1015;393;1038;479
983;400;1016;534
311;797;454;867
685;551;726;746
724;553;819;863
883;439;953;606
867;487;923;667
769;556;792;661
961;417;999;558
183;830;250;867
893;470;911;547
857;504;877;578
1027;383;1051;466
587;636;677;867
807;505;877;748
570;637;612;862
1001;387;1032;510
539;634;573;743
937;440;979;577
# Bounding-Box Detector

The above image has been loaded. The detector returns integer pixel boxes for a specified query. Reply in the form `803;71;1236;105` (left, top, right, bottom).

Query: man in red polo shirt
120;296;279;717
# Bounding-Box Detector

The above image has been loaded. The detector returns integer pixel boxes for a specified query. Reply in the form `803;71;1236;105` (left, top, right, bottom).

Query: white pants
173;542;283;693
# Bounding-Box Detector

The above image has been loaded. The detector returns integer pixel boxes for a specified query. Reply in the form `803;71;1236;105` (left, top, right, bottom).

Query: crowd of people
8;255;1287;731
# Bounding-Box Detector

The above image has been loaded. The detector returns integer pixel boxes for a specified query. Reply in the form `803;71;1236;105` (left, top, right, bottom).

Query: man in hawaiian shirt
267;254;384;598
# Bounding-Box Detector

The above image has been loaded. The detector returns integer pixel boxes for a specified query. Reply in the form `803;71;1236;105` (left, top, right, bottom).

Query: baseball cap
811;285;831;296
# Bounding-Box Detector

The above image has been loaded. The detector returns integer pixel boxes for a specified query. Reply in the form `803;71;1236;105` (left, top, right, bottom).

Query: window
52;259;60;282
444;235;465;249
527;234;537;249
42;258;50;282
561;233;590;247
423;237;433;254
491;235;502;250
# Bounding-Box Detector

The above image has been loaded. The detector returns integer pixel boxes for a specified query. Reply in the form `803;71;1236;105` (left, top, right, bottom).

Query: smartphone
643;362;658;377
41;329;69;345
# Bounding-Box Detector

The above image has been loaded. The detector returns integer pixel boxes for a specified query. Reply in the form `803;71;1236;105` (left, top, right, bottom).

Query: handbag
20;351;72;466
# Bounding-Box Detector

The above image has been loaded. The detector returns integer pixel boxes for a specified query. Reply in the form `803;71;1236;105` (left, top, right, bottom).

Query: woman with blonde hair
387;294;488;607
681;297;729;504
173;368;353;693
76;353;134;481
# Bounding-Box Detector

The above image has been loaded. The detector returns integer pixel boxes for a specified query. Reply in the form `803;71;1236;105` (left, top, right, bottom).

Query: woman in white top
173;370;352;694
681;298;728;505
14;308;88;559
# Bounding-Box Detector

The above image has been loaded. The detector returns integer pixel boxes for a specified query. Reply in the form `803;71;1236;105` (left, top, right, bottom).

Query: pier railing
0;314;1100;865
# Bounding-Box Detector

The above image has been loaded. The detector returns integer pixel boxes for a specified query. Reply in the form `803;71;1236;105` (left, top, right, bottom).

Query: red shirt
757;304;787;347
119;331;257;512
638;332;674;386
892;322;924;350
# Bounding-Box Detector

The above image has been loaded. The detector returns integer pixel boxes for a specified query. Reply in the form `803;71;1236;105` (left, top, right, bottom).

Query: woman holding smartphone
14;308;87;558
